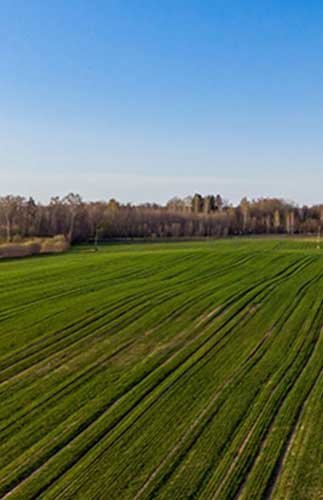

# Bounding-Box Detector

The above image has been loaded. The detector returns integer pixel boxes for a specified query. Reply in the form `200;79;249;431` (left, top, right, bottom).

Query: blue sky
1;0;323;204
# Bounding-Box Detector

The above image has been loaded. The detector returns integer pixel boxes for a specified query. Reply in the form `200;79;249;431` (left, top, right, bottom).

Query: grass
1;237;323;499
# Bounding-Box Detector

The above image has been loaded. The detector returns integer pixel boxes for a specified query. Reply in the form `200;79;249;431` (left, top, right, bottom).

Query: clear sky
1;0;323;205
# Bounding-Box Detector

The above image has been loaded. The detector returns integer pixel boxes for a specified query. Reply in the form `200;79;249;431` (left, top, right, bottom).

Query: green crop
1;237;323;499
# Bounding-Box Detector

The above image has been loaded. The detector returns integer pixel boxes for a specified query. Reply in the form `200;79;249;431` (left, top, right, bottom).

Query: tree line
0;192;322;243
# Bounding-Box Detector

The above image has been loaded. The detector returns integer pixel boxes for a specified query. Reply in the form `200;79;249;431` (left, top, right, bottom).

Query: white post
317;225;321;250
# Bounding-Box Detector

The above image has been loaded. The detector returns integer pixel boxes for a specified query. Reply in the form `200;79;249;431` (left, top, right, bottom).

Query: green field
1;237;323;499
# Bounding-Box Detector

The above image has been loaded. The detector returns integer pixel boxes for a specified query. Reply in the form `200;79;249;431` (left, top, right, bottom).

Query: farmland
1;237;323;499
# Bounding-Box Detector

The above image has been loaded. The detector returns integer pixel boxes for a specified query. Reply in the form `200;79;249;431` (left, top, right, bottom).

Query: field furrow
1;239;323;499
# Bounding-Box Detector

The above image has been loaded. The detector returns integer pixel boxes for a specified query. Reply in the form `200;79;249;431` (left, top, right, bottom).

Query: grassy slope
0;237;323;499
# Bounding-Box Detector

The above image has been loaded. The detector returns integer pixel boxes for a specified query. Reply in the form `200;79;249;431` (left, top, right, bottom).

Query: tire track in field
0;251;236;374
0;295;237;498
132;325;278;500
0;257;141;316
138;266;322;500
0;338;138;440
0;280;229;439
211;282;323;500
0;252;304;375
0;272;240;440
0;280;266;499
0;292;144;369
191;275;322;499
0;254;308;398
0;284;95;324
23;256;313;499
0;252;199;353
0;288;173;384
265;355;323;499
0;276;246;494
130;264;318;499
0;258;314;496
237;294;323;499
0;272;228;392
173;253;256;287
3;250;280;394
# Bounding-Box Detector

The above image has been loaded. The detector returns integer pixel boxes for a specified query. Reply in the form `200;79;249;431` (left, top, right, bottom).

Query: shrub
12;234;23;243
24;242;42;254
0;236;69;260
0;243;40;259
40;235;69;254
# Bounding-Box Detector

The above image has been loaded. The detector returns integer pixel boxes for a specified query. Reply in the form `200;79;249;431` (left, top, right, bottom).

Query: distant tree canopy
0;192;322;243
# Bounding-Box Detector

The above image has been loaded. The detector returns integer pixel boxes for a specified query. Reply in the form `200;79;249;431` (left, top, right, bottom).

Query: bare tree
63;193;83;242
0;195;25;242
